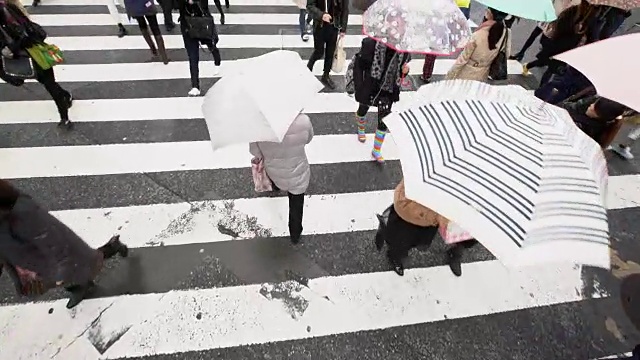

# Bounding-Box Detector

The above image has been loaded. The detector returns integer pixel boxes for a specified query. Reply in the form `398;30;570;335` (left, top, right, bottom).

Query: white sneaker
610;144;634;160
188;87;201;97
302;33;309;41
213;66;220;76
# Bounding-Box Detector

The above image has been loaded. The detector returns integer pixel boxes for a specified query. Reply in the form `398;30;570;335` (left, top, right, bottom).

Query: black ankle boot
220;14;225;25
117;23;128;38
65;281;95;309
321;73;336;90
387;250;404;276
98;235;129;259
447;245;463;277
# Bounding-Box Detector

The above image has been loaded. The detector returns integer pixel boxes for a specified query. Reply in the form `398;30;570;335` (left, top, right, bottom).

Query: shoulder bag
184;3;217;41
488;29;508;81
0;25;35;81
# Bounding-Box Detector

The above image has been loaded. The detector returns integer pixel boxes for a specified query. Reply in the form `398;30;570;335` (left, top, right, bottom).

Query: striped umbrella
385;96;610;269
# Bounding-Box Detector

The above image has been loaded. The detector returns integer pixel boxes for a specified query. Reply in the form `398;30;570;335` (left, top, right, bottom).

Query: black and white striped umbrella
385;95;610;269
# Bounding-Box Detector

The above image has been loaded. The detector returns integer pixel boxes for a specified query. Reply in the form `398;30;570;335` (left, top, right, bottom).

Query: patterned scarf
370;41;403;94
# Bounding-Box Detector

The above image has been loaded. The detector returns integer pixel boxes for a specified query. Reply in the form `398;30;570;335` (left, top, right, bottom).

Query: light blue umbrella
476;0;557;22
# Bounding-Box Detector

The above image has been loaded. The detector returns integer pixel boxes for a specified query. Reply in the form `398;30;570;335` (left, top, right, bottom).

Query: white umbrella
385;88;610;268
202;50;324;150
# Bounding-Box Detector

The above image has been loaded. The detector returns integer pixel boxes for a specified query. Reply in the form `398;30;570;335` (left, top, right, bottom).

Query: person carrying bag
178;0;222;96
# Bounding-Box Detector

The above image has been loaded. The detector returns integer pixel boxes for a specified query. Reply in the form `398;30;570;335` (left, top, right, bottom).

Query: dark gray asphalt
1;2;640;360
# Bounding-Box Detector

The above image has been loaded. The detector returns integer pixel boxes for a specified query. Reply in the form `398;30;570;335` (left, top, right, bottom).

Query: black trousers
182;31;221;89
156;0;175;25
288;192;304;238
307;24;339;74
36;66;71;121
517;26;543;55
356;102;391;131
134;15;162;36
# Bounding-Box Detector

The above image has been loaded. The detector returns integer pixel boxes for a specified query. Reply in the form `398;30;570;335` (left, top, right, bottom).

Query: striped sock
372;129;386;162
356;114;366;142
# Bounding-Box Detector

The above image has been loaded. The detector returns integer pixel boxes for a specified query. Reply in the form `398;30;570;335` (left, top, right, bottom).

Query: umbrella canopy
362;0;472;55
554;33;640;113
414;79;545;107
202;50;324;150
586;0;639;11
385;95;610;269
476;0;557;21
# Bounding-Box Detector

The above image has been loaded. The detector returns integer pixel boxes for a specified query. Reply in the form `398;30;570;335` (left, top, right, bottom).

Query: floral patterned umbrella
362;0;472;55
586;0;639;11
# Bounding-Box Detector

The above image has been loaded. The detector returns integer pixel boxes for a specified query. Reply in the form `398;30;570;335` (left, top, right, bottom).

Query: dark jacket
353;37;411;106
307;0;348;32
177;0;213;32
0;181;103;296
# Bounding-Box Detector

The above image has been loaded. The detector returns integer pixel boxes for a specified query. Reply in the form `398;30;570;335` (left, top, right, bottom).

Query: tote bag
438;221;473;244
251;157;273;193
332;36;346;73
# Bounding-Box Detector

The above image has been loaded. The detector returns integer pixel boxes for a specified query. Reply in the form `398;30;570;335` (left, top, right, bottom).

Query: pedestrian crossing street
1;1;640;359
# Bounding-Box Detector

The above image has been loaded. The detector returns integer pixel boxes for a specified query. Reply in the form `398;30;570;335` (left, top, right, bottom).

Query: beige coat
393;179;449;228
445;23;511;82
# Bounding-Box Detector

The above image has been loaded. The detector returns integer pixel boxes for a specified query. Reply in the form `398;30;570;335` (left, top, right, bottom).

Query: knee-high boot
140;27;158;60
371;128;386;163
154;34;170;64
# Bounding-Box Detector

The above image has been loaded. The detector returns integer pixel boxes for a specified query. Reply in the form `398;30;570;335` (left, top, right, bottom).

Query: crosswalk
1;1;639;359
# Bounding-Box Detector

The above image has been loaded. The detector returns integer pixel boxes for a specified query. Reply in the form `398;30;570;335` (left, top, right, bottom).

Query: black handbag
488;30;508;81
1;55;35;79
184;3;217;41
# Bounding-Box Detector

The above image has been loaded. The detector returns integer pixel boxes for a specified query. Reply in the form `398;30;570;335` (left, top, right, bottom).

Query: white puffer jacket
249;114;314;195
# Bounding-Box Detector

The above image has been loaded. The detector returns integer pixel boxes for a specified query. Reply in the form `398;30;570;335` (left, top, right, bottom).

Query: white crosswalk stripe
1;1;638;359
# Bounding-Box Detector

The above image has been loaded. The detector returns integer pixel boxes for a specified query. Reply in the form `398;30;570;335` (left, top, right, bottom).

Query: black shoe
290;233;301;244
387;251;404;276
321;75;336;90
165;22;175;32
57;119;73;129
99;234;129;259
420;76;431;83
509;53;523;62
65;281;95;309
117;23;128;38
220;14;225;25
447;247;463;277
31;0;40;6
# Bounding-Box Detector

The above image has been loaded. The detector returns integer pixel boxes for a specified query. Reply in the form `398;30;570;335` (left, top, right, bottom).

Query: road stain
605;317;627;342
610;248;640;279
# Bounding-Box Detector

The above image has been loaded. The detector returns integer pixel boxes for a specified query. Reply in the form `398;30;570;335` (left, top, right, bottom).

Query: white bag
438;221;473;244
332;37;346;73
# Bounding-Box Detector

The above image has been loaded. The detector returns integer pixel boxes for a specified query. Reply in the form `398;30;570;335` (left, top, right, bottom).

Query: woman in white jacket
249;113;314;244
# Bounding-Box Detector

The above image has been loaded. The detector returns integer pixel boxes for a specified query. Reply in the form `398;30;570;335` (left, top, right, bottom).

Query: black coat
0;182;103;295
353;38;410;106
307;0;349;32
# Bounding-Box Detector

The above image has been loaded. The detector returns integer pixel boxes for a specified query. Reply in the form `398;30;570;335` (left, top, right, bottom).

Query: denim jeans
299;9;311;35
182;32;221;89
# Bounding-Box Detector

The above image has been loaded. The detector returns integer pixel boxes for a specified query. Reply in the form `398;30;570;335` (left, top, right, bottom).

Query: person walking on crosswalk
249;113;314;244
306;0;348;89
178;0;221;96
348;37;410;163
106;0;129;38
0;0;74;128
123;0;170;64
0;180;129;309
294;0;312;41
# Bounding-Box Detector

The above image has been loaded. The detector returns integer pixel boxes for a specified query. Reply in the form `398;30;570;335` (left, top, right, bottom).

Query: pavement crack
50;301;116;359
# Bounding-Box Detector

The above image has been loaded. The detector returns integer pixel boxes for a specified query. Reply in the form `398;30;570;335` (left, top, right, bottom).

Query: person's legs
106;0;128;37
321;26;339;89
183;33;201;93
213;0;225;24
355;103;369;143
36;66;72;127
288;192;304;244
371;102;391;163
147;15;169;64
421;54;437;82
299;9;309;41
157;0;176;31
511;26;542;61
307;26;325;71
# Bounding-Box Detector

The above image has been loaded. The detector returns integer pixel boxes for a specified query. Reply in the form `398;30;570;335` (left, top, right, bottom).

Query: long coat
0;181;103;296
307;0;348;31
445;22;510;82
249;114;314;195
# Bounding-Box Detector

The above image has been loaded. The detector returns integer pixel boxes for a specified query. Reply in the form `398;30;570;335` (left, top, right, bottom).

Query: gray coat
250;114;314;195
